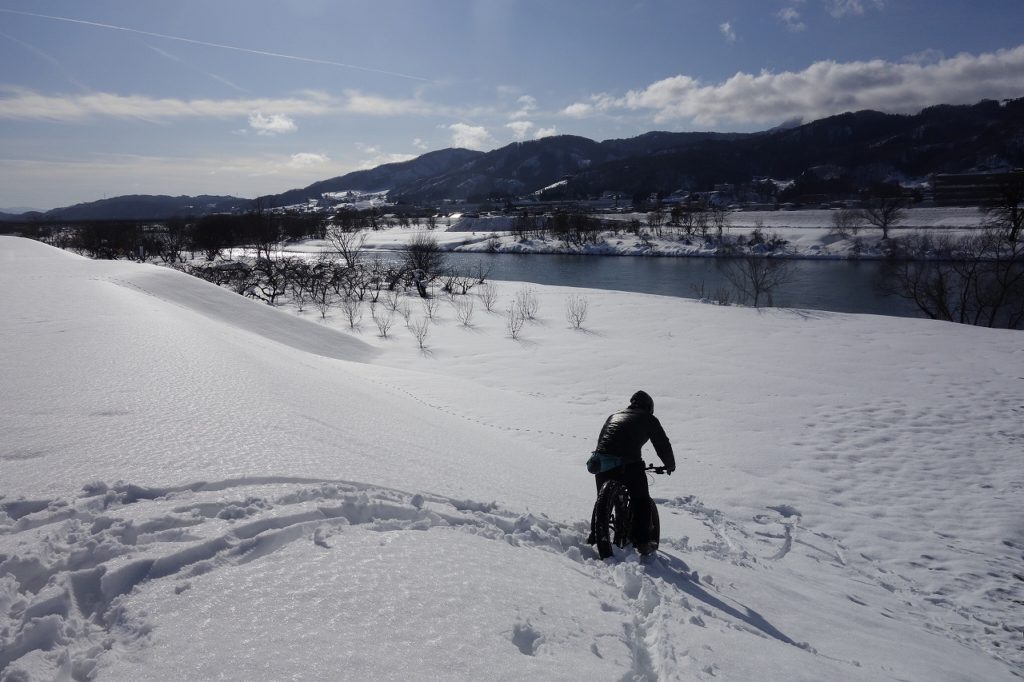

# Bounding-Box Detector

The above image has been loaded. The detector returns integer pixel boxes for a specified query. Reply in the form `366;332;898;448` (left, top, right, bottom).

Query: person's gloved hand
666;466;675;475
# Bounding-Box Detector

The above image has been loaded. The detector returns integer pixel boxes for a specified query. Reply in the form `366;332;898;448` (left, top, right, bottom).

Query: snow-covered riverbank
284;206;993;261
2;236;1020;680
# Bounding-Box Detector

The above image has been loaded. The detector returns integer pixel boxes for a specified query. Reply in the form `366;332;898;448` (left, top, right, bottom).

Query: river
430;252;920;318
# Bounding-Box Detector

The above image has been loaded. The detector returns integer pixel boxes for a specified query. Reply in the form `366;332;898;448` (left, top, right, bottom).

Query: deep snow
1;236;1021;680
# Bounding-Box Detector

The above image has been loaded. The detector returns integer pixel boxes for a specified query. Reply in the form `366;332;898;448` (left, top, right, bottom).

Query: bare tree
477;282;499;312
311;283;336;319
288;266;314;312
647;207;666;236
693;210;710;240
981;171;1024;242
829;208;863;238
325;226;366;268
881;229;1024;329
339;297;363;330
404;232;446;277
721;256;796;307
677;206;696;237
859;197;907;240
565;294;589;329
710;206;730;241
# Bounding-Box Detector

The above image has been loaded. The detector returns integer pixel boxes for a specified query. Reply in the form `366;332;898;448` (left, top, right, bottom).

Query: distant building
932;170;1024;206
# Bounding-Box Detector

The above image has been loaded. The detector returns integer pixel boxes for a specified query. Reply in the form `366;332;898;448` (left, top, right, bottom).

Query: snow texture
1;236;1021;680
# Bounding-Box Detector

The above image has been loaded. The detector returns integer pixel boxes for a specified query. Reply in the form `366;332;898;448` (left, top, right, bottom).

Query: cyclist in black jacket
589;391;675;554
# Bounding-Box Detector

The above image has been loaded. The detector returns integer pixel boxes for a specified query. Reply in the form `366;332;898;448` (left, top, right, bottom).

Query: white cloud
412;137;429;150
904;48;944;65
778;7;806;32
287;152;329;168
561;102;595;118
249;112;297;135
506;120;534;140
0;87;493;126
558;45;1024;127
0;87;334;121
534;126;557;139
826;0;884;18
342;89;441;116
510;94;538;119
719;22;737;43
449;123;493;150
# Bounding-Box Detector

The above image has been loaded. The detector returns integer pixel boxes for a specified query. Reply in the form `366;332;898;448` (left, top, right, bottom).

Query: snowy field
283;207;992;261
1;236;1021;680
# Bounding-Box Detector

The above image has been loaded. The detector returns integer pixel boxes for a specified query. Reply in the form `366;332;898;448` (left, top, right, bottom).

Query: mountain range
6;98;1022;222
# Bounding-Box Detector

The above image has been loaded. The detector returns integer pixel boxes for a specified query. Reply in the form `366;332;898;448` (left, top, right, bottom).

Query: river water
431;252;921;319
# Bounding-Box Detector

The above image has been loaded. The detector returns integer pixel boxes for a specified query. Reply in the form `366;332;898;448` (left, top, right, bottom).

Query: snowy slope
1;237;1020;680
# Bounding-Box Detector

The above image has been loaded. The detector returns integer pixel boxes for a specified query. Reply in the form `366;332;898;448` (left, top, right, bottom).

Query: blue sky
1;0;1023;209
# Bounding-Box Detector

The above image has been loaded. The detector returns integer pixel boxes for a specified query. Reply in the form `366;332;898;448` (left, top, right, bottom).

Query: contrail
0;8;433;82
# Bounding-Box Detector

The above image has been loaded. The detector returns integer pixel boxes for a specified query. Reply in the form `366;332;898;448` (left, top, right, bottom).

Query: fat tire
647;500;660;554
593;480;631;559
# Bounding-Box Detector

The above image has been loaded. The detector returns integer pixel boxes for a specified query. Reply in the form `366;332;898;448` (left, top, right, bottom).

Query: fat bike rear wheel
593;481;631;559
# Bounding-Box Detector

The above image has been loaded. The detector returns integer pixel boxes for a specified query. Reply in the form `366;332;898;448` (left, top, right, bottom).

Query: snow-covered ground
1;236;1021;680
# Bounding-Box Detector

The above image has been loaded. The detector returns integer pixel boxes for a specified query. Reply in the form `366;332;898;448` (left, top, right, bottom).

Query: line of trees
879;176;1024;329
505;203;732;247
21;207;441;263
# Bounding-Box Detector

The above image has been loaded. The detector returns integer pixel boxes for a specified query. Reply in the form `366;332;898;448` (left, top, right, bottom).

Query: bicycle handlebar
645;465;670;475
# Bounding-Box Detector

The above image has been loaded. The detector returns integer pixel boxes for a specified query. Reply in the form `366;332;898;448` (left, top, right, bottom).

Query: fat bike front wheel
643;500;661;555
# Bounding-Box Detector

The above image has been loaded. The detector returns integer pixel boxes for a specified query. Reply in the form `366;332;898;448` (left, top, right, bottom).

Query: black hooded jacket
594;406;675;470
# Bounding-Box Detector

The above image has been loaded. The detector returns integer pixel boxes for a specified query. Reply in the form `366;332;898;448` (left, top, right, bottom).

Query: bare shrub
514;286;539;320
397;300;412;325
455;298;475;327
371;305;395;338
477;282;498;312
690;280;732;306
411;317;430;349
565;294;589;329
382;290;401;313
422;296;440;321
506;303;526;339
714;287;734;306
